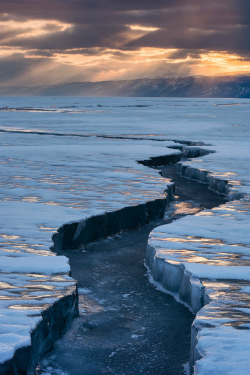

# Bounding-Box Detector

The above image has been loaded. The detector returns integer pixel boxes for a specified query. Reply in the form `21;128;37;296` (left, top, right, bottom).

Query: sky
1;0;250;86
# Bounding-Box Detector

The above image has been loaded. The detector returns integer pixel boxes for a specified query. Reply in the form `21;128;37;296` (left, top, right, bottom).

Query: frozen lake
0;97;250;374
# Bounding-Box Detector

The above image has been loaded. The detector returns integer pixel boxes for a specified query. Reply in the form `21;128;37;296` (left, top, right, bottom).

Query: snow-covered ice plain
0;97;250;374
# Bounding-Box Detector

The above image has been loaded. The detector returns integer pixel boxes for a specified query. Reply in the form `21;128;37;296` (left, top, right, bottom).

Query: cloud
0;53;86;86
1;0;250;85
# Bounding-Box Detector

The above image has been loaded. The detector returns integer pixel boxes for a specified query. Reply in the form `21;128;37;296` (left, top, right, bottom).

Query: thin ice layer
1;97;250;372
0;131;177;366
147;199;250;374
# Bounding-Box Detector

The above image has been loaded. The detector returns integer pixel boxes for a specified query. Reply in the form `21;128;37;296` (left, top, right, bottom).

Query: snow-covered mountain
1;75;250;97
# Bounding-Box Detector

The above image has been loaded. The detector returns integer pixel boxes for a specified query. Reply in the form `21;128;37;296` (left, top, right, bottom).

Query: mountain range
1;75;250;97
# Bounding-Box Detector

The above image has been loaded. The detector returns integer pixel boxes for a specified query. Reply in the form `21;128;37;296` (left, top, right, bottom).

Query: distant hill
1;75;250;97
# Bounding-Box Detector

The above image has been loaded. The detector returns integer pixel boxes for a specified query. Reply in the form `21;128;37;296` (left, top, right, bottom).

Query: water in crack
0;120;179;367
1;97;250;373
36;163;226;375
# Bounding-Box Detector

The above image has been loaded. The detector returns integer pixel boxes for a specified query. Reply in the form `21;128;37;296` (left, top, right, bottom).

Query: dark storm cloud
1;0;250;85
0;0;250;55
4;24;132;50
25;50;54;57
126;25;250;56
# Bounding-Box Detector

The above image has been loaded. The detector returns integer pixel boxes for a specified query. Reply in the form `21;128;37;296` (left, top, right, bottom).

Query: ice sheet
1;97;250;372
0;99;181;366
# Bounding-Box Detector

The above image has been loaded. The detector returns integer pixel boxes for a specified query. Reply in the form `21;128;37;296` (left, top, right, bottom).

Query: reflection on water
172;201;202;216
0;107;108;114
0;133;179;364
0;269;76;345
39;225;57;232
199;279;250;329
0;234;20;240
0;98;250;367
164;201;202;220
0;151;169;211
153;236;224;245
79;294;105;315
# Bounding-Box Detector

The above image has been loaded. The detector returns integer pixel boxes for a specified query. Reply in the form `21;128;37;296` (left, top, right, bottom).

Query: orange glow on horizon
1;17;250;85
52;49;250;79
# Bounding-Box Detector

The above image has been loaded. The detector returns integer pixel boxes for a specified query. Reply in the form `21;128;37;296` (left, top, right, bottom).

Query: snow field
1;97;250;373
0;129;177;368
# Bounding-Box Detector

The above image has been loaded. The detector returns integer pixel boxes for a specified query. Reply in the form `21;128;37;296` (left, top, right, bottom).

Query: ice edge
0;152;177;375
145;159;250;375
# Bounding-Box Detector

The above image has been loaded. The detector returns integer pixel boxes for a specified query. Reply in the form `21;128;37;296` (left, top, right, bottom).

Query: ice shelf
0;133;177;373
1;97;250;374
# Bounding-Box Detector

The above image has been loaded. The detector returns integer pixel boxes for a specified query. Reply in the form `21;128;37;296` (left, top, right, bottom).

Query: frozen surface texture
0;99;180;373
0;97;250;373
139;99;250;374
146;200;250;374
